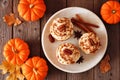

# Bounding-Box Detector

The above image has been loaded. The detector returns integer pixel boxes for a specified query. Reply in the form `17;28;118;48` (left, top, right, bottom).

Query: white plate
41;7;108;73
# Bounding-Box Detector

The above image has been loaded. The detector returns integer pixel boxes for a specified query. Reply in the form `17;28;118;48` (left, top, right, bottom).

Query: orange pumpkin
22;56;48;80
100;1;120;24
18;0;46;21
3;38;30;65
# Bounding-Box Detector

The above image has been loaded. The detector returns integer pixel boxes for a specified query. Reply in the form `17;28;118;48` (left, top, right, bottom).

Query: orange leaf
3;13;22;26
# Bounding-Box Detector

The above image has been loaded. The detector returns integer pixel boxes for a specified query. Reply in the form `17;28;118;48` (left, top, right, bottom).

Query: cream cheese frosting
50;17;73;41
56;43;80;65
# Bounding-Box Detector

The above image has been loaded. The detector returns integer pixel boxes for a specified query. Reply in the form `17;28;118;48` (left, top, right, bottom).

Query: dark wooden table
0;0;120;80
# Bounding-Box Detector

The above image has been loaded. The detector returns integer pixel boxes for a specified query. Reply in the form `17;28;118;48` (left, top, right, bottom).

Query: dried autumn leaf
100;54;111;73
100;62;111;73
104;54;110;61
15;65;25;80
0;60;25;80
6;73;17;80
3;13;15;26
0;60;15;74
7;65;25;80
16;73;25;80
14;18;22;26
3;13;21;26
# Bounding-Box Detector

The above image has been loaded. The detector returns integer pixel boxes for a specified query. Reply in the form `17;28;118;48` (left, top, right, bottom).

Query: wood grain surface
0;0;120;80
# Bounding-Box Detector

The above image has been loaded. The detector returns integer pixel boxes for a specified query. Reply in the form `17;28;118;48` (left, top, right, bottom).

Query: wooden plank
119;14;120;80
41;0;67;80
67;71;94;80
67;0;94;11
13;0;41;57
0;0;119;80
66;0;94;80
94;24;120;80
94;0;120;80
0;0;13;80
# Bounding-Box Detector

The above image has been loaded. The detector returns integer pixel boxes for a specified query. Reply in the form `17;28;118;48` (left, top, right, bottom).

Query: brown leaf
3;13;21;26
104;54;110;61
100;54;111;73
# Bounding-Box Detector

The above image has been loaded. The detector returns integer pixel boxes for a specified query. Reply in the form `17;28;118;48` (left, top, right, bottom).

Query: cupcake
56;43;80;65
50;17;73;41
79;32;101;54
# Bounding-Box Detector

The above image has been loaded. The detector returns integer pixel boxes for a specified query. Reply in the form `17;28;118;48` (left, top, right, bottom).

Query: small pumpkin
22;56;48;80
100;1;120;24
18;0;46;21
3;38;30;65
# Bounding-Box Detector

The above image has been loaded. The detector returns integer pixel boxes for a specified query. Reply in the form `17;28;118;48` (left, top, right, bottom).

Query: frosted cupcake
79;32;101;54
50;17;73;41
56;43;80;65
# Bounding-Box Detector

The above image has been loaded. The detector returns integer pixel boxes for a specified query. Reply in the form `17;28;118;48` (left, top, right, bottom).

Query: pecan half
57;25;66;32
89;39;95;46
63;49;72;55
48;34;55;43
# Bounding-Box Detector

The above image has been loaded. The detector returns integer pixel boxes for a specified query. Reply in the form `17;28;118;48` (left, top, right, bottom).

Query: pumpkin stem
33;68;38;75
112;10;116;14
29;4;34;8
12;47;18;54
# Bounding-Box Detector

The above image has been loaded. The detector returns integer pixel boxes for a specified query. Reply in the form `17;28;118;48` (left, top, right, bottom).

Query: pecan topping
89;39;95;46
57;25;66;32
63;49;72;55
48;34;55;43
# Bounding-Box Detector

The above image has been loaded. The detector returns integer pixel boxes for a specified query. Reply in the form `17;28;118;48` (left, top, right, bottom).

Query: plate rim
41;7;108;73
